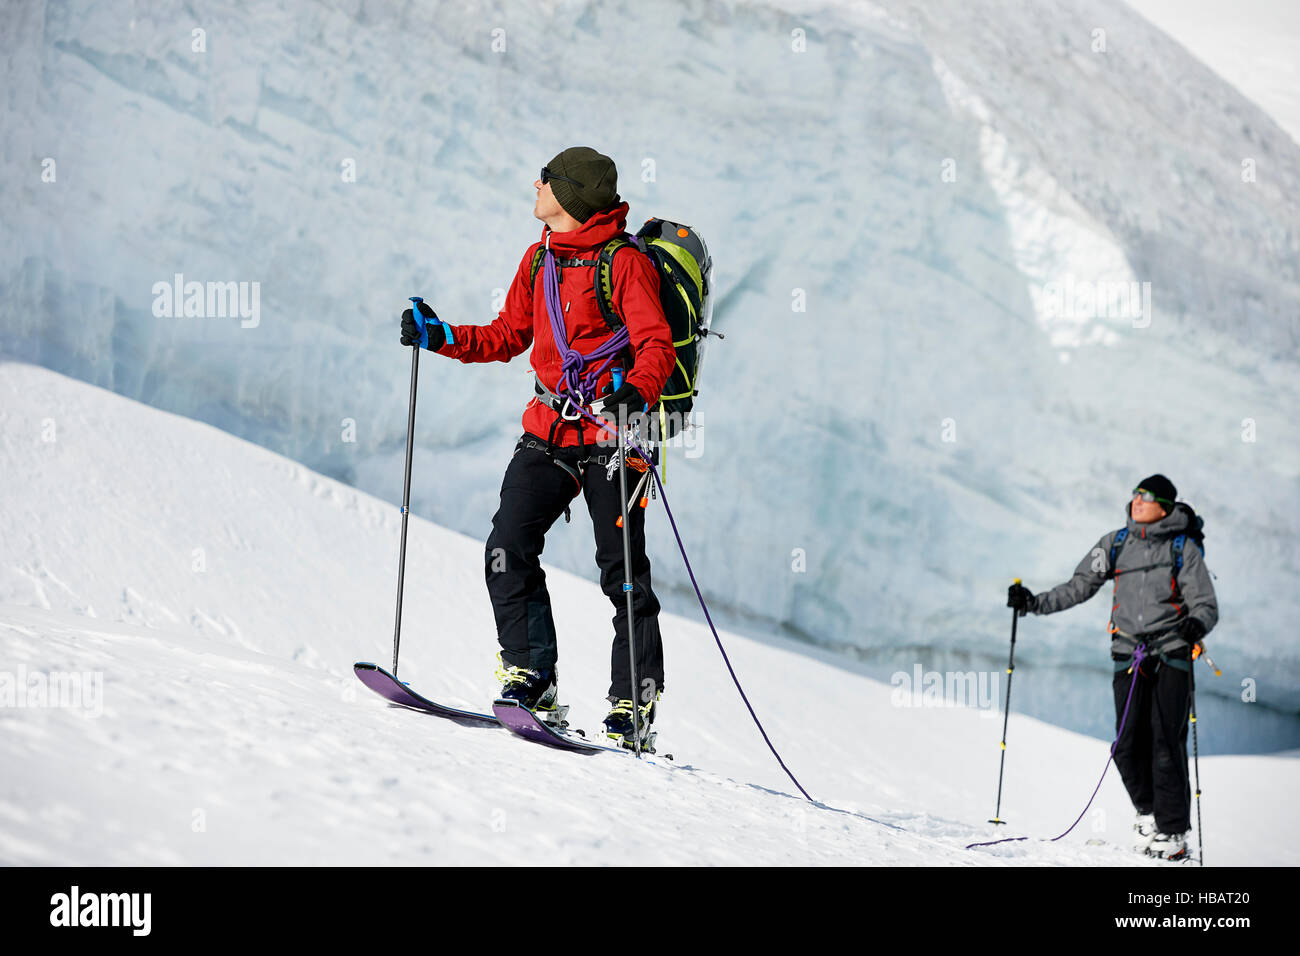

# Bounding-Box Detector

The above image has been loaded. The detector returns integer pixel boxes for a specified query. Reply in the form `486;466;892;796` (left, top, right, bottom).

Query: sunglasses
1132;488;1174;507
540;166;585;189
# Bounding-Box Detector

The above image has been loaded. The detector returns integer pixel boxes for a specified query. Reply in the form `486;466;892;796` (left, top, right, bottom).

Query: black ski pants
1111;647;1193;833
485;434;664;702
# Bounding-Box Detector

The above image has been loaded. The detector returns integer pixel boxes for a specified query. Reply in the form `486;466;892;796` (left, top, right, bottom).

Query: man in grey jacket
1007;474;1217;860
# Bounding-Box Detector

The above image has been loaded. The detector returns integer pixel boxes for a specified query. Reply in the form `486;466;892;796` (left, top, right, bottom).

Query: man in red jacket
400;147;674;745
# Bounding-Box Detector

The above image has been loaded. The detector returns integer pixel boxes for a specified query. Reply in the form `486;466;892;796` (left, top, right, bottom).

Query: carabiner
560;396;582;422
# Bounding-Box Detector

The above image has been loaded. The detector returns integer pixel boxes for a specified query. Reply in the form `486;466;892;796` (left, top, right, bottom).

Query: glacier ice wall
2;0;1298;750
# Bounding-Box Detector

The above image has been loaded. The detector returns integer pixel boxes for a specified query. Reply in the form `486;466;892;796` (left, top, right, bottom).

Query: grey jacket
1032;503;1218;655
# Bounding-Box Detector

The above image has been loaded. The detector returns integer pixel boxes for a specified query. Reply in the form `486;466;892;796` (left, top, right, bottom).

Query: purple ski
492;699;661;757
354;662;498;726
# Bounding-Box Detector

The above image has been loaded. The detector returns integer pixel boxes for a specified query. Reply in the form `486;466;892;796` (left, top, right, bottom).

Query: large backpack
530;217;715;440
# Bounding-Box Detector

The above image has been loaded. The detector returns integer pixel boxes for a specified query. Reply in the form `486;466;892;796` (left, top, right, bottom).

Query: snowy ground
1;362;1295;866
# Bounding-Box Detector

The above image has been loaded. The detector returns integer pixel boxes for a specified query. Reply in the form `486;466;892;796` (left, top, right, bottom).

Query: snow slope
2;0;1298;750
1;361;1296;865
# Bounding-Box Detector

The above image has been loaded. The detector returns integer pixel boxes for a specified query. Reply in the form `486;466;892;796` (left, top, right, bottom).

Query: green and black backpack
530;217;716;440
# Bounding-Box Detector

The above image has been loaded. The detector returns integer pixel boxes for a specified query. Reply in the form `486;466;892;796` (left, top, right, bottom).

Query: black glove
601;382;647;421
1183;618;1206;644
400;301;446;350
1007;582;1036;616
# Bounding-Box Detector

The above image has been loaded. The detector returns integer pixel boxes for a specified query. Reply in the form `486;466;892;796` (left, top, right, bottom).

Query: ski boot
602;696;657;753
495;655;567;727
1132;812;1156;853
1146;830;1189;861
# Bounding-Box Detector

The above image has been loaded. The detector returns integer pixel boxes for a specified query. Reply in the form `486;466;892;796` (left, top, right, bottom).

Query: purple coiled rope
542;242;630;407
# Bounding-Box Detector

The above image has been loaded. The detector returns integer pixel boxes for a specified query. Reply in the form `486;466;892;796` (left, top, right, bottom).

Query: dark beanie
1135;473;1177;509
546;146;619;223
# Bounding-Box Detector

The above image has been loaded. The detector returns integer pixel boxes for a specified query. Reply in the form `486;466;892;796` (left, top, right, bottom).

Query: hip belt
1112;625;1191;672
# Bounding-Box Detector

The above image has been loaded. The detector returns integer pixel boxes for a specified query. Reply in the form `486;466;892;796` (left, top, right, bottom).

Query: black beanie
1134;473;1178;510
546;146;619;223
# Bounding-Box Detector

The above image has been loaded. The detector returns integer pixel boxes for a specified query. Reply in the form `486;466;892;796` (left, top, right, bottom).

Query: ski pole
614;373;642;758
1190;659;1204;866
990;578;1022;824
391;295;429;677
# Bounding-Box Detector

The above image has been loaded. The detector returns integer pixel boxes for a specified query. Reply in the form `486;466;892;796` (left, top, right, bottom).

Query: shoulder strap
1108;527;1129;579
529;238;640;336
594;237;638;332
1172;533;1187;578
528;246;545;289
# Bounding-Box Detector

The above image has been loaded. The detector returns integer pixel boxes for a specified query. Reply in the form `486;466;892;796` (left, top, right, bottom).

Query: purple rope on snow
966;643;1148;851
565;399;815;803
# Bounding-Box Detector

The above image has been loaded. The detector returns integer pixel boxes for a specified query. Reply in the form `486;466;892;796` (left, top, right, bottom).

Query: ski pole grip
410;295;454;348
409;296;428;350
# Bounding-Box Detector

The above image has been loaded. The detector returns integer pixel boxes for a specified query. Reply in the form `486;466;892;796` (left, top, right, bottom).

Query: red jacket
436;203;675;446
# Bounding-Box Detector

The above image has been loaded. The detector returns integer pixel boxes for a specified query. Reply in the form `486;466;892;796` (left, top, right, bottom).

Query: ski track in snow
1;363;1296;865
